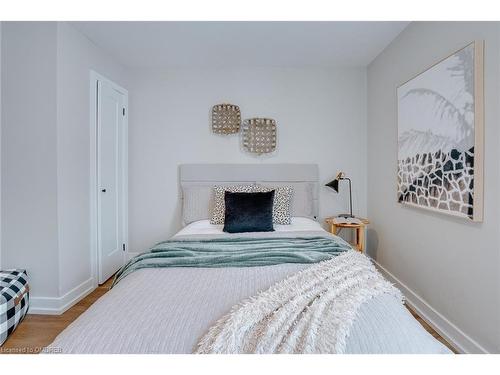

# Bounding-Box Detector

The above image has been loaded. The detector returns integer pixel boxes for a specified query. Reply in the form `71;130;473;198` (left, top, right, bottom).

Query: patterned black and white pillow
211;185;256;224
257;185;293;225
210;184;293;225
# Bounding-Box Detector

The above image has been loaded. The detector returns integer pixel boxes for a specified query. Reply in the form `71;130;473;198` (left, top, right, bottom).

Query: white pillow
182;185;214;224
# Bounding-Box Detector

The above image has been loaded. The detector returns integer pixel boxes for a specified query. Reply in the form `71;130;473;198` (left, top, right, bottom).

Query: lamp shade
325;179;340;193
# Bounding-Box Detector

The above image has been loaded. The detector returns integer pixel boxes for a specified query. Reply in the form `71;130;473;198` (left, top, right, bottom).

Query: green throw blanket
112;235;351;287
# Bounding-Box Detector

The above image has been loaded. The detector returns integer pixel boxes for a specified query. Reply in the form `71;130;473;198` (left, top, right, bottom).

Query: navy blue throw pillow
223;191;275;233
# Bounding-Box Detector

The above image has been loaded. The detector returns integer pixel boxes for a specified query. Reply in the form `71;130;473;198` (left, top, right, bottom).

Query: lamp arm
345;178;353;217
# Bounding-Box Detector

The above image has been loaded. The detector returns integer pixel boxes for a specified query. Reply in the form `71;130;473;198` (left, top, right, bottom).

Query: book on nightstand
332;217;363;225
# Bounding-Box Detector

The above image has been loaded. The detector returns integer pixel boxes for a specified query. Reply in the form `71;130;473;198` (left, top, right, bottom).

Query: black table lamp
325;172;354;218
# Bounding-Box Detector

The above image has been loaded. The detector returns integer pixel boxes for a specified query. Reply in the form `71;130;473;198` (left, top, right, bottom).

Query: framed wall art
397;41;484;221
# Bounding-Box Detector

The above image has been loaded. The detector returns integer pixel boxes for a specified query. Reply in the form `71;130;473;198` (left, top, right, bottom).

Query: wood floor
1;278;457;354
0;277;113;354
406;307;458;353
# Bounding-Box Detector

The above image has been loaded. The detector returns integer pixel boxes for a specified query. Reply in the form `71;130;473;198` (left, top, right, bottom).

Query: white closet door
97;79;126;284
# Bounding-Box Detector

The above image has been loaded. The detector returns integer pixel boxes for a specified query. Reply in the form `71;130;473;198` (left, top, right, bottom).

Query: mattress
49;219;451;354
175;217;326;236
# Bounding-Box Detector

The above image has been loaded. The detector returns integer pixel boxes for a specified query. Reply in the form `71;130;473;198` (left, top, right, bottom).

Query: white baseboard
29;278;96;315
373;259;489;354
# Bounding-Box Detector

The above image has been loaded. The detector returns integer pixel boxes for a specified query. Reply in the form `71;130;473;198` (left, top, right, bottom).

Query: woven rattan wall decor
211;103;241;134
242;118;277;155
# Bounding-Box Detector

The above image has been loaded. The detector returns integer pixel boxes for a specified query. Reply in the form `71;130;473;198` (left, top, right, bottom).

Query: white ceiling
71;21;409;69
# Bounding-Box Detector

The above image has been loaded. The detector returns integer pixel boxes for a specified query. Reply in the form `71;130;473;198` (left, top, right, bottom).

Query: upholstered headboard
179;164;319;225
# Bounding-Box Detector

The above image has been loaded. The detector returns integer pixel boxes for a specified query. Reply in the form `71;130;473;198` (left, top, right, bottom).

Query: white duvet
49;218;451;354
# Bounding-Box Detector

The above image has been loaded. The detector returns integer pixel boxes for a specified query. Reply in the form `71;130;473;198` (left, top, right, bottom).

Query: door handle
101;188;107;193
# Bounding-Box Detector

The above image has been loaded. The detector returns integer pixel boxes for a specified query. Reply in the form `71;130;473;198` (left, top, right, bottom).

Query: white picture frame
396;41;484;222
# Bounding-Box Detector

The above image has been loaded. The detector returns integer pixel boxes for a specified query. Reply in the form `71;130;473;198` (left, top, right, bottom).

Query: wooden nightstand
325;217;370;253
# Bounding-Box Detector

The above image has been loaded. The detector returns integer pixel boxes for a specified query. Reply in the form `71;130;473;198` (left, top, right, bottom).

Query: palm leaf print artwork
397;42;483;221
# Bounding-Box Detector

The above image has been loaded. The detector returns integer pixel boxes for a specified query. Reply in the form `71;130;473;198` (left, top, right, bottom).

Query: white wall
367;21;500;353
128;67;367;253
56;22;128;297
1;24;367;311
0;21;2;270
1;22;128;313
1;22;60;297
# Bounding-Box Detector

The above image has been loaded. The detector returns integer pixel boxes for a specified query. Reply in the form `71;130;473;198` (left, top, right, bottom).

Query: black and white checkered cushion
1;269;29;346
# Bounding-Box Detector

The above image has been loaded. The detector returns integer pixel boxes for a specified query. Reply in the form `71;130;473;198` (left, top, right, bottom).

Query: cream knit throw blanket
196;250;403;354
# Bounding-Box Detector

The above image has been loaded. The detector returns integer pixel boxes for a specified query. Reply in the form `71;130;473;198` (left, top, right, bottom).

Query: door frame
89;70;129;286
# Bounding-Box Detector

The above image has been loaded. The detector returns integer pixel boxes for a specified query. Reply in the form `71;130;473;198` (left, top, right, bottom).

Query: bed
49;164;451;354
